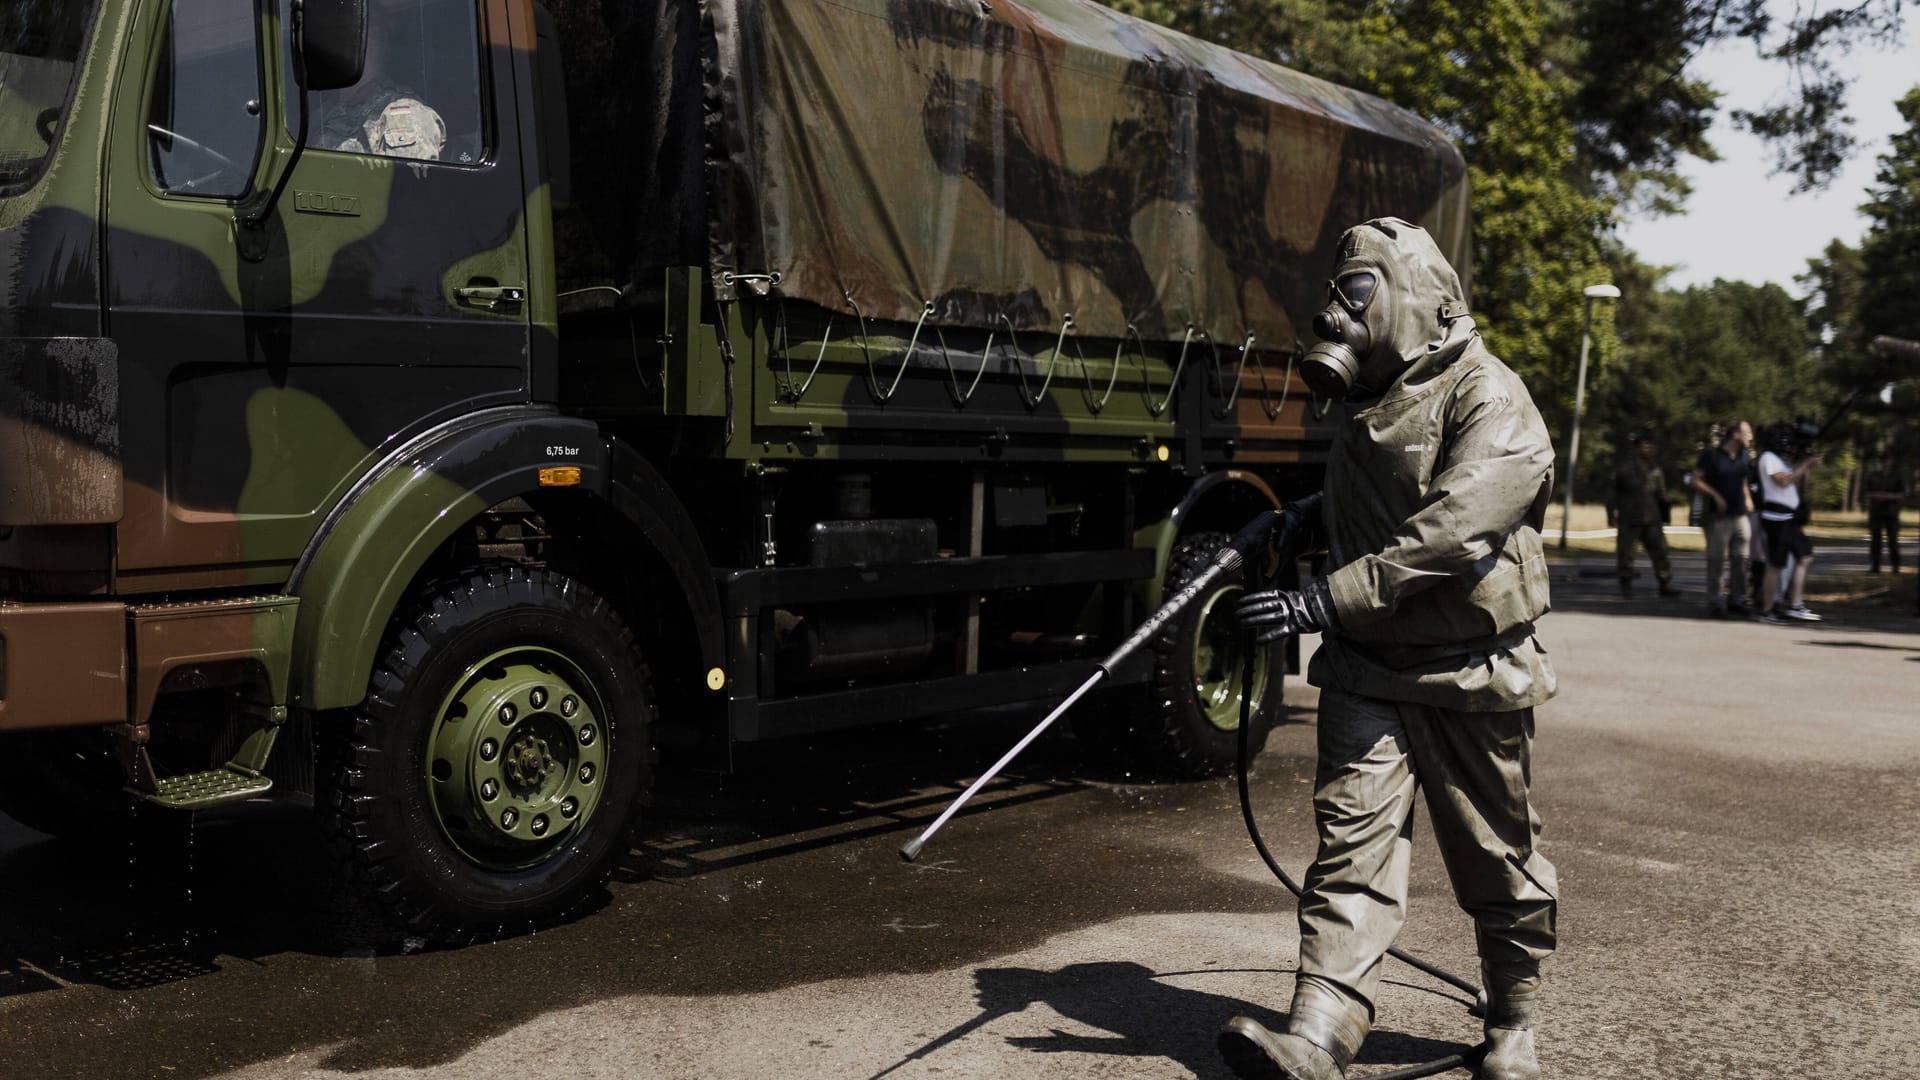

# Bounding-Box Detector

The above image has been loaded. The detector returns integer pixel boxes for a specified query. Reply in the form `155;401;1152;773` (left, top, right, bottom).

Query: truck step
137;767;273;810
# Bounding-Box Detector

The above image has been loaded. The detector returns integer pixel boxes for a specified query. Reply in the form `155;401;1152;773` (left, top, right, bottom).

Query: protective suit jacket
1310;334;1558;712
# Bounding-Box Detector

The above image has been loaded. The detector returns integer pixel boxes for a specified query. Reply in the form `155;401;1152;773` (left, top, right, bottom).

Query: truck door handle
454;284;526;311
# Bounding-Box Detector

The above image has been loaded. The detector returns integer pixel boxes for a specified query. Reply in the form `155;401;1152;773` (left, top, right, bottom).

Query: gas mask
1300;218;1473;401
1302;268;1385;399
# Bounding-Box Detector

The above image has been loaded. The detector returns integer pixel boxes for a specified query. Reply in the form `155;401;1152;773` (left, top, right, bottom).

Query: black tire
324;565;652;944
1112;531;1282;778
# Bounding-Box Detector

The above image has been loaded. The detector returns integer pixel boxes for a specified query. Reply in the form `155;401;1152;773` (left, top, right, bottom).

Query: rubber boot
1478;966;1541;1080
1219;984;1366;1080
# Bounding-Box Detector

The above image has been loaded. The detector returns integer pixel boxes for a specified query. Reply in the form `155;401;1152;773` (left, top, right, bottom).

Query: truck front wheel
324;565;652;944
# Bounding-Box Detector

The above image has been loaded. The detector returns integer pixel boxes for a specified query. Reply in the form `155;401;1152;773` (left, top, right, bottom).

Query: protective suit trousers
1296;689;1558;1023
1869;512;1901;572
1615;521;1670;585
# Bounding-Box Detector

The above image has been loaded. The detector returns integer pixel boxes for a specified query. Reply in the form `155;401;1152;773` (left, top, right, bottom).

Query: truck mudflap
0;601;127;732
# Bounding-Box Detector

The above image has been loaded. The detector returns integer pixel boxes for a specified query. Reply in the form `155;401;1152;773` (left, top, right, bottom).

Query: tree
1857;89;1920;354
1805;87;1920;469
1583;277;1821;498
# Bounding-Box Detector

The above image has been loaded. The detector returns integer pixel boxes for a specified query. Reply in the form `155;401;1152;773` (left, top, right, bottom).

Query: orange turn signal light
538;466;583;487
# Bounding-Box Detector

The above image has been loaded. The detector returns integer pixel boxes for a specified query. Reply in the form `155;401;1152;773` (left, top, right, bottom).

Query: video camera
1760;419;1821;458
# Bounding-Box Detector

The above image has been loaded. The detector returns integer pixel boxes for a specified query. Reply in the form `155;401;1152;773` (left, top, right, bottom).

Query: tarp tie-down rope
998;312;1077;410
1067;330;1121;415
1207;332;1256;419
1252;340;1300;422
1141;324;1195;417
767;301;1275;423
865;300;938;403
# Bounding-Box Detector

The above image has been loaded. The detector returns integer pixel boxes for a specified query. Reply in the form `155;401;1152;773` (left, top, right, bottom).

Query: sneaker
1761;608;1791;625
1706;603;1726;618
1784;604;1823;622
1725;599;1751;616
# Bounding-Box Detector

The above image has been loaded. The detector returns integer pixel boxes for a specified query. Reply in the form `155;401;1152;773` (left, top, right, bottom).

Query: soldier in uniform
1863;452;1907;574
1218;219;1558;1080
1611;433;1679;597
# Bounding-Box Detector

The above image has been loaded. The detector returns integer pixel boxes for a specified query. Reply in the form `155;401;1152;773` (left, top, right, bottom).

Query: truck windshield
0;0;94;190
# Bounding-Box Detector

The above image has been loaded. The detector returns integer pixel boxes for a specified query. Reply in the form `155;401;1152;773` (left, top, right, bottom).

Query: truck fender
286;406;612;711
602;436;726;685
1133;470;1283;608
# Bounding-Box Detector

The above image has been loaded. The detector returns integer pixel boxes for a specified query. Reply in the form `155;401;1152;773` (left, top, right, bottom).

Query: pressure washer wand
900;511;1282;862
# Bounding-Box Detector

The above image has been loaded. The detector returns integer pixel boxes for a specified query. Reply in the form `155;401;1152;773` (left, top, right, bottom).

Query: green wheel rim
1190;581;1271;732
424;646;611;871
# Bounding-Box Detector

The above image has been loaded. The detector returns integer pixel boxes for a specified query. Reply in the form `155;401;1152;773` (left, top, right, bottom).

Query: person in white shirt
1755;424;1824;623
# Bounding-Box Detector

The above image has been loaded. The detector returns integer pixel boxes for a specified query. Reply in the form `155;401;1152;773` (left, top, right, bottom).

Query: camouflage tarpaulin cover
698;0;1468;347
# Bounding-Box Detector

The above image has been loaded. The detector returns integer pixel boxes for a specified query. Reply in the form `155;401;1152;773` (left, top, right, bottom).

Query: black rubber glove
1235;577;1340;644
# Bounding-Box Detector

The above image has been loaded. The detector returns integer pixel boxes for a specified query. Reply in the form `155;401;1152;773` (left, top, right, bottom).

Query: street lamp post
1559;284;1622;550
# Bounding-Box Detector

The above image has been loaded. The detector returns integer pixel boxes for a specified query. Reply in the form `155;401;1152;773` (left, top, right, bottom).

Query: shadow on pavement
868;961;1473;1080
0;694;1317;1078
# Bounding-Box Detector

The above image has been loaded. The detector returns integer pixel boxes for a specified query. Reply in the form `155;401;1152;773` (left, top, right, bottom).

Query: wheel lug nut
578;763;595;784
498;702;517;724
531;815;549;836
481;779;498;800
530;687;547;710
479;739;498;761
500;807;519;829
560;797;578;819
577;724;596;746
561;695;578;717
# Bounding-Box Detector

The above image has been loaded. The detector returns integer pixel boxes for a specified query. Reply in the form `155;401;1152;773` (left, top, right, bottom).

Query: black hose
1235;559;1486;1079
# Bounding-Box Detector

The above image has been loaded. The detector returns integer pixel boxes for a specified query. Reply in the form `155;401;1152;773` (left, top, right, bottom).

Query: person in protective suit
1217;219;1558;1080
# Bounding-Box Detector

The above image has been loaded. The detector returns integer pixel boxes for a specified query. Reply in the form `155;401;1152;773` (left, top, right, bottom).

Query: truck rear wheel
324;565;652;944
1101;531;1280;778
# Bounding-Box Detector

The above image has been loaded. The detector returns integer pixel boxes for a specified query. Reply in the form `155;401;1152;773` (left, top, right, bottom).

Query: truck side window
146;0;265;198
288;0;486;165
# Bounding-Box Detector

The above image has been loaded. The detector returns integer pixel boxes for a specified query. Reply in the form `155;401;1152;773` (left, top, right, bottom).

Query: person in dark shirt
1692;420;1755;615
1612;433;1679;598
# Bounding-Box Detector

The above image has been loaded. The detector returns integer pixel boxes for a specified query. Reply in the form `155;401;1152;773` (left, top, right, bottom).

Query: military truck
0;0;1468;941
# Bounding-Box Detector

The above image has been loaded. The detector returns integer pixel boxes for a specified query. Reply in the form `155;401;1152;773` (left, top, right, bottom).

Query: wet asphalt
2;539;1917;1079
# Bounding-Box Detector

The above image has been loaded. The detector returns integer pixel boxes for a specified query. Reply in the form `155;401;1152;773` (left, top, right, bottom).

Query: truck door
106;0;533;591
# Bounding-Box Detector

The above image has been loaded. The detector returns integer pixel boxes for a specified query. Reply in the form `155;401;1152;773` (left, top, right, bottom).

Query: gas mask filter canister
1302;269;1379;400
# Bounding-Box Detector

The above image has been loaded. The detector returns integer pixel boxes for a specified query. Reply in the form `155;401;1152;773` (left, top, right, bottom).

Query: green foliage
1859;89;1920;354
1804;89;1920;466
1579;275;1820;498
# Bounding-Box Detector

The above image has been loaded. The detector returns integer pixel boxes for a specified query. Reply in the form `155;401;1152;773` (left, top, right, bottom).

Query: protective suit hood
1303;217;1473;400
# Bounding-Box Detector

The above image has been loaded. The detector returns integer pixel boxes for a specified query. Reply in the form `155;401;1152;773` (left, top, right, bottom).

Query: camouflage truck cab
0;0;1468;942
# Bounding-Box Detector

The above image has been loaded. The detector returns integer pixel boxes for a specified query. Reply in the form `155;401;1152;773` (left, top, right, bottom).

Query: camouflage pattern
317;78;448;160
0;0;1468;774
0;0;551;733
699;0;1469;349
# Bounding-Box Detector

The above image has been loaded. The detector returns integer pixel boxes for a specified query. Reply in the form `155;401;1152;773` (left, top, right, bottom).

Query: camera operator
1756;424;1823;623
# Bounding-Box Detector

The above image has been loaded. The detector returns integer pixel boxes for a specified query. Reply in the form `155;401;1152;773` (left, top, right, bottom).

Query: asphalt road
2;548;1916;1079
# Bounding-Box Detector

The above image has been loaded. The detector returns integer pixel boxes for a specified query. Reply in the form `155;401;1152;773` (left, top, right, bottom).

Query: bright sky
1613;22;1920;292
